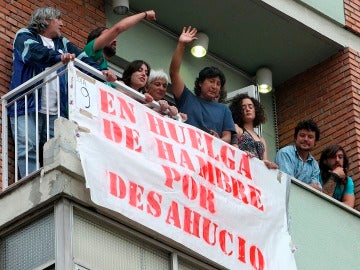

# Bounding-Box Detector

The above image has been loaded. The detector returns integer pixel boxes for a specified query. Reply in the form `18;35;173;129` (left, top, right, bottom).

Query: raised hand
179;26;197;44
144;10;156;21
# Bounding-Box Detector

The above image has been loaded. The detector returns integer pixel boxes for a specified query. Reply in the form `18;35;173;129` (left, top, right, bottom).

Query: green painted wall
298;0;345;25
260;92;277;160
289;180;360;270
106;4;277;161
105;6;250;91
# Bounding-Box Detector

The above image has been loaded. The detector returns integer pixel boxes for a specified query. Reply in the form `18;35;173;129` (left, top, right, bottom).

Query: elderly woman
145;69;181;118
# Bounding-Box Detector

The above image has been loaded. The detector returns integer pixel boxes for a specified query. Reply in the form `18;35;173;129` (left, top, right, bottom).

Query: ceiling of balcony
129;0;343;86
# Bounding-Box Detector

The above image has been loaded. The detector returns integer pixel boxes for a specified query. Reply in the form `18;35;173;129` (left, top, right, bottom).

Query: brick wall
275;48;360;210
0;0;106;190
344;0;360;35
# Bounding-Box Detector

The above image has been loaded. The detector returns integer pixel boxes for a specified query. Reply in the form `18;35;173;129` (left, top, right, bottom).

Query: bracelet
143;11;147;19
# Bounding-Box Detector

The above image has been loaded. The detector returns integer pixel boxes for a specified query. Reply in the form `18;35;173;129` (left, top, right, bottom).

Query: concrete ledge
0;118;90;230
43;117;84;179
0;169;90;230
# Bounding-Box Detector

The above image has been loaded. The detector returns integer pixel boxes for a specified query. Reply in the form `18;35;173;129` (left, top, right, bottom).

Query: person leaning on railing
275;119;322;191
229;93;278;170
145;69;186;120
9;6;116;179
121;60;154;103
319;145;355;208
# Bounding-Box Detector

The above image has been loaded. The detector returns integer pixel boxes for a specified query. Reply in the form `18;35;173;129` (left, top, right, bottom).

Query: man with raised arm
85;10;156;71
9;6;115;178
169;26;235;143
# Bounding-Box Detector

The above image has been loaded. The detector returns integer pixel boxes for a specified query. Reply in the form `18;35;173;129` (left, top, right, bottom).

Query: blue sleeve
223;106;236;132
61;36;82;56
14;28;62;68
61;37;104;71
275;148;296;177
175;85;191;108
344;177;355;195
310;162;322;188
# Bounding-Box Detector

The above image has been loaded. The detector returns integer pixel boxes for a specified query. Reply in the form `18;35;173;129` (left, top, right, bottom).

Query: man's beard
103;45;116;58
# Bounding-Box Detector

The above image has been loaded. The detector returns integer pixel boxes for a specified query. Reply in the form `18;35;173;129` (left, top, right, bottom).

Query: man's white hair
28;6;61;33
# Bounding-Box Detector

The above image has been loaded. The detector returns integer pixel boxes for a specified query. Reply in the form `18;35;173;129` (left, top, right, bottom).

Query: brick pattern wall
344;0;360;35
0;0;106;191
275;48;360;211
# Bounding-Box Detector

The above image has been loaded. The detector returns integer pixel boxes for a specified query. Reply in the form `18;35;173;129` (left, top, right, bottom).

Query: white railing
1;59;167;189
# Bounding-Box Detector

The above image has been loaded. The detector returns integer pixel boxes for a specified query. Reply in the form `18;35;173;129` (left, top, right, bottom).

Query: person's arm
322;167;345;195
14;29;63;67
309;164;322;191
217;106;236;144
64;37;117;81
230;132;239;148
235;124;243;137
221;130;231;143
93;10;156;51
261;137;278;169
169;26;197;99
342;177;355;208
261;137;269;161
342;194;355;208
322;176;337;196
15;29;81;68
275;148;296;176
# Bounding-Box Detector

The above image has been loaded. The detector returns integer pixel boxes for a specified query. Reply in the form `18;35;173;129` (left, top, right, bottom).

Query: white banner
69;68;297;270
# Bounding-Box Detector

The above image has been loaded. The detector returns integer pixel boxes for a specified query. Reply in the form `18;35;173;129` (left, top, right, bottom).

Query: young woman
122;60;150;92
121;60;154;103
229;93;277;169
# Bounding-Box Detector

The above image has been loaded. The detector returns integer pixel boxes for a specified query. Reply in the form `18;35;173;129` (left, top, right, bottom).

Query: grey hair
27;6;61;33
147;69;169;86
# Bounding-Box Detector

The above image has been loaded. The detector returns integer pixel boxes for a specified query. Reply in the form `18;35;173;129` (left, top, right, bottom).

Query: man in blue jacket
9;6;115;178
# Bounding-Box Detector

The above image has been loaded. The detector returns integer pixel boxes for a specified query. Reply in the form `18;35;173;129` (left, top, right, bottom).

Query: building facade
1;2;360;268
0;1;359;205
276;1;360;209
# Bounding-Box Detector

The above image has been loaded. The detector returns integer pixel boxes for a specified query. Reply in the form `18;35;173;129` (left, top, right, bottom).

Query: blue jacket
9;27;103;117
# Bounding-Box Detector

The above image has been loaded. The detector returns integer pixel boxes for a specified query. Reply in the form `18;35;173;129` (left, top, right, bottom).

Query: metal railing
1;59;167;190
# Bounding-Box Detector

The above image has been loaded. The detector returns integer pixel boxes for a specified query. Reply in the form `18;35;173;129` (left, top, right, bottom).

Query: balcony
1;60;359;270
